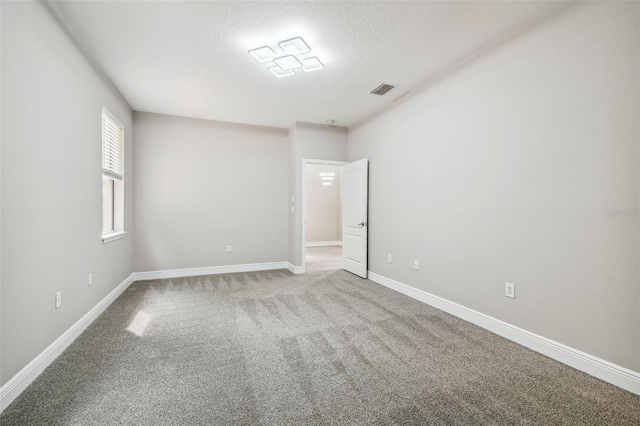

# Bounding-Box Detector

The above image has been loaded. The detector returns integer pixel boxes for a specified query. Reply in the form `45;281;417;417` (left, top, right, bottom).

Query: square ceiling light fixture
273;55;303;71
249;36;323;78
248;46;277;63
269;66;295;78
279;37;310;55
301;57;324;72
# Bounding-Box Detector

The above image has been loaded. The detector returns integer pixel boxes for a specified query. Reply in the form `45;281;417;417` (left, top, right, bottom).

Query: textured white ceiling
53;1;563;129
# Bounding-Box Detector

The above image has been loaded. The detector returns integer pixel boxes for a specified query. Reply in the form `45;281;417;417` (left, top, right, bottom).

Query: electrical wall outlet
413;260;419;270
388;254;392;263
55;291;62;309
505;282;515;299
88;273;93;286
227;245;232;253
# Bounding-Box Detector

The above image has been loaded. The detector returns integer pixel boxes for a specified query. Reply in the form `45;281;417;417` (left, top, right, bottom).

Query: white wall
349;1;639;371
305;164;342;244
288;123;348;266
133;112;288;272
1;1;134;385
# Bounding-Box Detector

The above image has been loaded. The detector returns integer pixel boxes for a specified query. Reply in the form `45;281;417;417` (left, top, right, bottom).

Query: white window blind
102;109;124;180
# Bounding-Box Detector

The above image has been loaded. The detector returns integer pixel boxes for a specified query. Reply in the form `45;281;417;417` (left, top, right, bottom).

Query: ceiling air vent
370;84;395;96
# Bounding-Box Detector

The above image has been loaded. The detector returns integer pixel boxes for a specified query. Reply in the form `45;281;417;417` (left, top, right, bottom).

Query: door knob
357;222;367;227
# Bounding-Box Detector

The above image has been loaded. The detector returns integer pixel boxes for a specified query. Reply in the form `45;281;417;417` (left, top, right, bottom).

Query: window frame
101;107;126;244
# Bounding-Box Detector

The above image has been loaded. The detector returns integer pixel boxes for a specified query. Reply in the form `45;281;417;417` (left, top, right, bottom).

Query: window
102;108;126;243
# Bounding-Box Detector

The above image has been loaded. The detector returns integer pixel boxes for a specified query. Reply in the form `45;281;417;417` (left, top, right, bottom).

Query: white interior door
342;158;368;278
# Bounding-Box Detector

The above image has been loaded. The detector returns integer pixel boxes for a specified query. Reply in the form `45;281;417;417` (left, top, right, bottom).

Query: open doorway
302;161;345;272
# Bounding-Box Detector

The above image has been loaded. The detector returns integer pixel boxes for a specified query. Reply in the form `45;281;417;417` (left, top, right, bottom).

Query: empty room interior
1;0;640;424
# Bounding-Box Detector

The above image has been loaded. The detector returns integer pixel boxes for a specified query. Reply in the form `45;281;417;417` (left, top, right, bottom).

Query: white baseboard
287;263;305;274
305;241;343;247
0;273;136;412
132;261;289;281
368;272;640;395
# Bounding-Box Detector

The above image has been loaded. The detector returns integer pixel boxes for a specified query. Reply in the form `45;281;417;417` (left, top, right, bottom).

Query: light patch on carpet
127;310;152;336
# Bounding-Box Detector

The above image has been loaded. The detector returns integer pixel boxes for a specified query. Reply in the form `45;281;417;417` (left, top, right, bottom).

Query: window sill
102;231;127;244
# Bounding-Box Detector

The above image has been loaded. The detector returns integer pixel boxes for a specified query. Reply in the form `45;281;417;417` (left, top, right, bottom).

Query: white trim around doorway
301;159;348;271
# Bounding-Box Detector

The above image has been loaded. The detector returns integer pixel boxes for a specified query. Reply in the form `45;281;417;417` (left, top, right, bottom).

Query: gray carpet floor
2;269;639;425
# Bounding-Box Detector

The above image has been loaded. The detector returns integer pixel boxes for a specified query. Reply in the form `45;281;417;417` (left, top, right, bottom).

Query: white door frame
301;159;348;271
